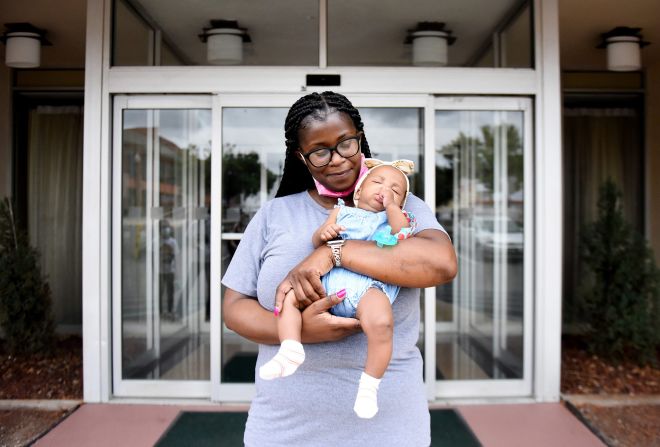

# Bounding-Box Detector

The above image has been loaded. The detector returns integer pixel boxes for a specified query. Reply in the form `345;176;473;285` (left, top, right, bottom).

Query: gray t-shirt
222;191;444;447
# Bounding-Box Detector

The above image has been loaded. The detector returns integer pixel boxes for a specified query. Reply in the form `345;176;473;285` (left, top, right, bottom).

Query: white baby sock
353;372;381;419
258;339;305;380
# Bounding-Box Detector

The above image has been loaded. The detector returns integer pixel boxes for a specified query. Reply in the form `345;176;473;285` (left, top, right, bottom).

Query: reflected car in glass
473;216;523;260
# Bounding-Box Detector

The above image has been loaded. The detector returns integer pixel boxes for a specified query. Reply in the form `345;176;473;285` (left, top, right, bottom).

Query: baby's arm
382;190;411;234
312;207;343;247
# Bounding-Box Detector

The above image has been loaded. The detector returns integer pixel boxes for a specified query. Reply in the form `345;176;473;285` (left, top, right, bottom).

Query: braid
275;91;372;198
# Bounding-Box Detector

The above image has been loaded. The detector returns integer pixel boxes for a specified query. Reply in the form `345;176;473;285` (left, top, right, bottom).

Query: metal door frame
433;96;534;398
111;93;533;401
112;95;212;397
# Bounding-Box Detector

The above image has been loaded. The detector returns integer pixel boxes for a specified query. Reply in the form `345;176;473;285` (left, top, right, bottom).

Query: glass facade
112;0;319;66
111;0;532;68
77;0;570;404
112;96;532;397
328;0;533;67
113;0;153;66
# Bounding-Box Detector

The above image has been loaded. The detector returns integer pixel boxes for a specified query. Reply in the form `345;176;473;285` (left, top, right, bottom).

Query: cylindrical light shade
206;28;243;65
412;31;449;66
5;32;41;68
605;36;641;71
597;27;650;72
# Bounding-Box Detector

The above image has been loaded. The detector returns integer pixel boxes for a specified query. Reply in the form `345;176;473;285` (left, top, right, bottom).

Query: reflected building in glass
120;109;212;381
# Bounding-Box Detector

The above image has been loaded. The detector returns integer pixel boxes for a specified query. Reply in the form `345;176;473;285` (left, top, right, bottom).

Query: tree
439;124;524;198
0;198;55;354
222;146;278;204
580;180;660;365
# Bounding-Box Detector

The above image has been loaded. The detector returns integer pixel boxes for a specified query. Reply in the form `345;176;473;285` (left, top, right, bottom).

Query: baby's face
354;165;407;212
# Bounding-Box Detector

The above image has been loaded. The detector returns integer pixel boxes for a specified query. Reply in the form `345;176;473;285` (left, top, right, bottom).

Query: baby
260;159;416;419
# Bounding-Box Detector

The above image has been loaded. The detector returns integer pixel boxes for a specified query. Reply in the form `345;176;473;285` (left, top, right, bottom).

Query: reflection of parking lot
472;216;523;259
451;217;525;319
438;211;524;259
463;249;524;318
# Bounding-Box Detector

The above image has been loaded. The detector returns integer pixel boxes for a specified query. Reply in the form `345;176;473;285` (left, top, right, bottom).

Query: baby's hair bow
364;158;415;175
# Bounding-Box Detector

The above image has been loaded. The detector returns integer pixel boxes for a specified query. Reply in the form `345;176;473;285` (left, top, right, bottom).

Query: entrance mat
431;409;482;446
155;409;481;446
155;412;247;447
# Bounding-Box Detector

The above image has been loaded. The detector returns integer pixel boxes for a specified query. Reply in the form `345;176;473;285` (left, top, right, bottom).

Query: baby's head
353;159;414;212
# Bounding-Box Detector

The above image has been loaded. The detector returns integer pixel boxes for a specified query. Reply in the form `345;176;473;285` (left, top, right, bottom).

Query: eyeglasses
299;135;361;168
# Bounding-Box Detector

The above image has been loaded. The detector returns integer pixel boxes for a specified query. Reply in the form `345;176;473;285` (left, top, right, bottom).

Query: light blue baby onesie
324;199;401;318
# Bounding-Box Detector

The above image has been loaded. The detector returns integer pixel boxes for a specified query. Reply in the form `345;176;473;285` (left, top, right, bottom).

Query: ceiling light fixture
199;20;251;65
1;22;52;68
405;22;456;67
597;27;650;72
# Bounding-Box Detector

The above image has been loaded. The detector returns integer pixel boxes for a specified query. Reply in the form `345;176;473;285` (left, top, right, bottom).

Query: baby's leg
278;289;303;342
258;291;305;380
353;288;393;418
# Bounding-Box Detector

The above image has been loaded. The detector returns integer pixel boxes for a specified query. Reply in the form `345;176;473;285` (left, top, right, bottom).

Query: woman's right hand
300;292;361;343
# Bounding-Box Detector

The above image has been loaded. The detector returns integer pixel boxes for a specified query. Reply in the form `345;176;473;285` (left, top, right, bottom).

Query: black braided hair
275;91;372;197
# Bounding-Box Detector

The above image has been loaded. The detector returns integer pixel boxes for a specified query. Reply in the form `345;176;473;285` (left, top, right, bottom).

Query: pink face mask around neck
313;154;368;198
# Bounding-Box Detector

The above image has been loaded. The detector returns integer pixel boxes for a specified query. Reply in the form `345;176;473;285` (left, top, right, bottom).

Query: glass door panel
359;106;426;372
113;96;212;397
360;108;424;198
112;94;533;401
220;107;288;385
433;97;532;397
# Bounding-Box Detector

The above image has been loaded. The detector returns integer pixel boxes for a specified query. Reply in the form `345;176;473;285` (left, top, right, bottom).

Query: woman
222;91;457;446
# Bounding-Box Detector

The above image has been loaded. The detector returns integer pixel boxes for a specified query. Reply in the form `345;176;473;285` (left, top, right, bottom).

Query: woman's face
297;112;362;193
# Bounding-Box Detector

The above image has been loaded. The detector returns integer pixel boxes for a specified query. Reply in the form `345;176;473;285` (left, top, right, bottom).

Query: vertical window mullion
319;0;327;68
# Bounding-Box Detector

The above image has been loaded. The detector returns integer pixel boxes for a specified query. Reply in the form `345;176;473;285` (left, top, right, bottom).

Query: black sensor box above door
306;74;341;86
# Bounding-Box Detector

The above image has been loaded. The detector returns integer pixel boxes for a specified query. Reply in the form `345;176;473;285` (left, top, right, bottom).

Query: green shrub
0;198;55;354
580;180;660;365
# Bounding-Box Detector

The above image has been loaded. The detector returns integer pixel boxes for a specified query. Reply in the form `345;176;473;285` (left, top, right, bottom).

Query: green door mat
155;409;481;446
155;412;247;447
430;409;482;446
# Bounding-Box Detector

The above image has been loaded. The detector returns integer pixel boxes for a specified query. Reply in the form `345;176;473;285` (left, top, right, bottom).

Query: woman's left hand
300;292;361;342
274;245;334;311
